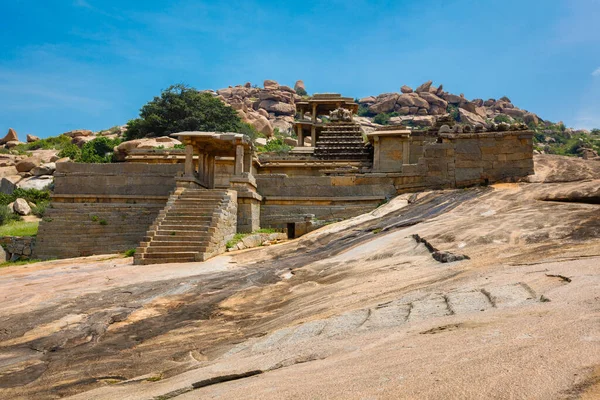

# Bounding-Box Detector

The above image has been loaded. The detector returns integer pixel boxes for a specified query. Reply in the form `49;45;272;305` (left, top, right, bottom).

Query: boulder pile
357;80;542;129
213;80;305;136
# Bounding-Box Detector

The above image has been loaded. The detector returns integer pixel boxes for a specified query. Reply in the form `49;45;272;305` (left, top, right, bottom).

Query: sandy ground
0;155;599;399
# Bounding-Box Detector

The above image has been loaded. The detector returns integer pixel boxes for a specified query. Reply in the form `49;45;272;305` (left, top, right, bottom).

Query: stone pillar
243;148;252;174
207;154;215;189
312;104;317;122
184;144;194;177
311;126;316;146
297;125;304;147
402;139;411;165
373;136;380;171
235;145;244;176
197;153;205;185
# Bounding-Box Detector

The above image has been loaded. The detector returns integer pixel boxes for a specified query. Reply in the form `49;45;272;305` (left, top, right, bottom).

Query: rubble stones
400;85;413;93
26;134;40;143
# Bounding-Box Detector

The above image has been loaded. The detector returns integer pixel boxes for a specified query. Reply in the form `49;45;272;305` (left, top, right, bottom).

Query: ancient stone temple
34;93;535;264
292;94;370;161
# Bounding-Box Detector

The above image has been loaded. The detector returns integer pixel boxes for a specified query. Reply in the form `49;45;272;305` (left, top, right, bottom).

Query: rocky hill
211;79;599;160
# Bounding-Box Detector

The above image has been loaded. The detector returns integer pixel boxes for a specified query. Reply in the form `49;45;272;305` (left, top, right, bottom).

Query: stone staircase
134;187;237;265
314;123;372;161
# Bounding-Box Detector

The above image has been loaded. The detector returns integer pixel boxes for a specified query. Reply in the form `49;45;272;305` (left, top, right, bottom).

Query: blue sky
1;0;599;138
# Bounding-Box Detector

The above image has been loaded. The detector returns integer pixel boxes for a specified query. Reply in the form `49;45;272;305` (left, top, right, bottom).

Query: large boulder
63;129;93;138
258;90;288;103
0;175;21;195
400;85;413;94
442;93;465;105
26;134;40;143
263;80;279;90
31;162;56;177
17;176;53;191
15;159;40;173
258;100;296;116
504;108;526;119
396;94;416;107
271;117;294;135
459;108;486;125
0;128;19;145
359;96;376;104
278;85;296;94
408;93;430;109
524;112;539;126
474;106;488;119
251;115;275;137
13;198;31;216
369;94;398;114
418;92;448;109
415;80;433;93
6;141;22;149
294;80;306;93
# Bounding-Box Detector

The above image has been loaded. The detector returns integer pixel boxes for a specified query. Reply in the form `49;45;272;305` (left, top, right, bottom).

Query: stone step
135;256;197;265
140;240;210;248
163;211;218;217
157;224;213;231
144;233;212;242
146;228;216;240
141;251;199;259
144;246;208;254
160;216;214;223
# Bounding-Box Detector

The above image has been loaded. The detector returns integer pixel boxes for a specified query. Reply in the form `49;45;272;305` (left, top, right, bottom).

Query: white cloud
592;67;600;77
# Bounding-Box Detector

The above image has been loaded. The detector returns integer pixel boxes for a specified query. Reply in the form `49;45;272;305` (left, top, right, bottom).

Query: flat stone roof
171;131;253;155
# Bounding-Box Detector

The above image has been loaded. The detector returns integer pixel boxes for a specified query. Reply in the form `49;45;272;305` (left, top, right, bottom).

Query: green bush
78;136;122;163
296;87;307;96
258;138;291;153
0;206;22;226
447;104;460;122
14;135;72;153
357;105;373;117
31;201;49;218
58;143;82;160
125;84;242;140
0;189;51;207
124;248;136;257
494;114;511;124
373;113;390;125
372;112;399;126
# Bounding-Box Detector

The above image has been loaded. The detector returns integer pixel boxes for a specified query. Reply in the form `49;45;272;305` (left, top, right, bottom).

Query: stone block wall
35;163;183;260
442;132;534;187
34;200;165;259
54;163;183;196
202;190;238;260
0;236;36;261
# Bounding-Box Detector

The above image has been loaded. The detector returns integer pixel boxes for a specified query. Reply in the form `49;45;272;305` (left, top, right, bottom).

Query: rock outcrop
357;80;543;134
0;128;18;145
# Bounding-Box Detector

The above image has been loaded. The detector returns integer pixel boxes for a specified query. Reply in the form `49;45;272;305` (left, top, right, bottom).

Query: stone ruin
34;93;535;264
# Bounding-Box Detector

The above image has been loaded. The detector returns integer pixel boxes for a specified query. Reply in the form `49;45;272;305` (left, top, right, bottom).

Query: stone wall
0;236;35;261
419;131;534;188
35;163;183;260
202;190;238;260
54;162;183;196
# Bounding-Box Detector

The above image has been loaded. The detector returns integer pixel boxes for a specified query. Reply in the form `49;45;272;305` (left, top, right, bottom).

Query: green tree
125;84;242;140
79;137;122;163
